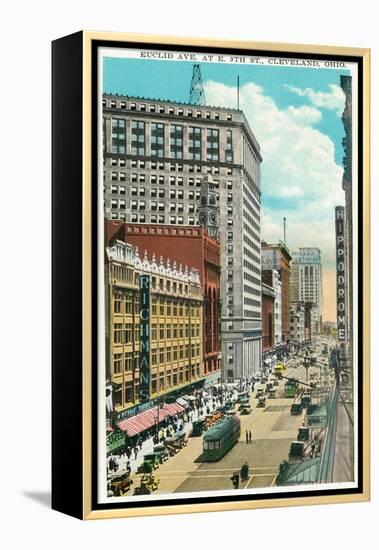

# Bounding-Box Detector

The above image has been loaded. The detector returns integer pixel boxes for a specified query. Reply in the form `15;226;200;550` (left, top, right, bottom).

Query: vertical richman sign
139;274;151;401
335;206;346;341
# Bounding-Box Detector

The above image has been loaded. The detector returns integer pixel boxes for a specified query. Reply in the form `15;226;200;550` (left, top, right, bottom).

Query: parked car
107;472;133;496
289;441;305;460
239;404;252;415
291;403;303;415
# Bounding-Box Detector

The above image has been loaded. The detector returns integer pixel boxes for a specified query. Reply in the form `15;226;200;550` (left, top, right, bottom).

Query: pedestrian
231;472;239;489
245;430;249;444
249;430;252;444
134;447;138;460
240;461;249;481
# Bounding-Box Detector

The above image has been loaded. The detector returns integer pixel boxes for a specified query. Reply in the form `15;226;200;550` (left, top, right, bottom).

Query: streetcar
274;363;286;379
284;379;299;398
202;415;241;462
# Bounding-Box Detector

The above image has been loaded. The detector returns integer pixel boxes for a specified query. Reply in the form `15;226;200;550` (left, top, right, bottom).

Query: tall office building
290;247;323;330
102;93;263;379
261;242;292;343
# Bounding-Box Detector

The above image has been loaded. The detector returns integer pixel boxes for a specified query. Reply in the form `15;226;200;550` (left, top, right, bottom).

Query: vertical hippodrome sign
335;206;346;342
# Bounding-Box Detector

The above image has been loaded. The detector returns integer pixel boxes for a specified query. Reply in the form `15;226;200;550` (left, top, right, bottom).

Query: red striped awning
162;402;185;416
116;403;184;437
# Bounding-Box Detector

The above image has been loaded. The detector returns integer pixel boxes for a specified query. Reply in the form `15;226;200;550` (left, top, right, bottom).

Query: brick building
105;239;203;415
105;220;221;383
262;283;276;352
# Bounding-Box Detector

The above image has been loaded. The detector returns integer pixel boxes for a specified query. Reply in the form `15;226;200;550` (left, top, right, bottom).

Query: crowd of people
107;386;234;477
106;378;265;479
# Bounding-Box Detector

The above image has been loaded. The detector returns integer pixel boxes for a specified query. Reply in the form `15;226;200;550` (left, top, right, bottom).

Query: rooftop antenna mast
283;217;287;245
189;64;206;105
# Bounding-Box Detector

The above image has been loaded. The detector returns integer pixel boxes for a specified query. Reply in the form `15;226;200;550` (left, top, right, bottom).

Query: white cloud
280;185;304;197
284;83;345;115
286;105;322;125
204;80;345;268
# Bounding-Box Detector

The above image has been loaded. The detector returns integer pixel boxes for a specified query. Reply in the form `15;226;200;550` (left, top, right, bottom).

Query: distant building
262;283;276;352
262;242;292;342
290;247;323;331
304;302;318;341
262;269;282;346
290;302;305;343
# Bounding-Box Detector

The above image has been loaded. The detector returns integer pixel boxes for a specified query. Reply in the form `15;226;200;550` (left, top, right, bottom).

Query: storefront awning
117;402;184;436
176;397;189;407
183;394;196;402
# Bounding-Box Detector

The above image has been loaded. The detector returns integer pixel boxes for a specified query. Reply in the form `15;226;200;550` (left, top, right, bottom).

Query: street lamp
155;399;165;443
304;351;310;382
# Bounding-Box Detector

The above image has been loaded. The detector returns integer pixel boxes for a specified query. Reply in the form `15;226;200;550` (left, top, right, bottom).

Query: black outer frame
52;31;84;519
52;32;365;519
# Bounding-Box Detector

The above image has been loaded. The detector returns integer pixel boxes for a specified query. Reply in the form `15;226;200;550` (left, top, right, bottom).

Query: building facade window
188;127;202;160
207;128;219;161
151;122;165;157
170;125;183;159
111;118;126;154
131;120;145;156
225;129;233;162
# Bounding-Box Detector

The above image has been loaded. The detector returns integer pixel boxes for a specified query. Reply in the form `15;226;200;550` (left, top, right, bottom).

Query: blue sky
104;57;349;164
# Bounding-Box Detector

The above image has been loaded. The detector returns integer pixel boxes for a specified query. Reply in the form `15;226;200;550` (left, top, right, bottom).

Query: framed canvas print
52;31;370;520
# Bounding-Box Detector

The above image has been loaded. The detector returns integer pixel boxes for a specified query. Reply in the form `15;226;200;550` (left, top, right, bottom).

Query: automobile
268;389;277;399
152;444;170;462
107;472;133;496
256;396;267;408
138;452;161;473
191;418;207;437
301;395;311;408
289;441;305;460
274;363;286;378
236;391;250;403
297;427;310;442
133;473;159;495
206;410;222;426
291;403;303;415
165;430;188;453
255;385;266;398
239;404;252;415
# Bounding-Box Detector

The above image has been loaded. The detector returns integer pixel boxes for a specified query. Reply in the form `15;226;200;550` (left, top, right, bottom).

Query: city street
138;362;319;495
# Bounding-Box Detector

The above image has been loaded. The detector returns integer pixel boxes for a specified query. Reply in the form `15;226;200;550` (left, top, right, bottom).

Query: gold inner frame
82;31;370;520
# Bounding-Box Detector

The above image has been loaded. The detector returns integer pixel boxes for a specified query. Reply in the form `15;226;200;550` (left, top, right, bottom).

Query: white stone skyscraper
290;247;323;330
